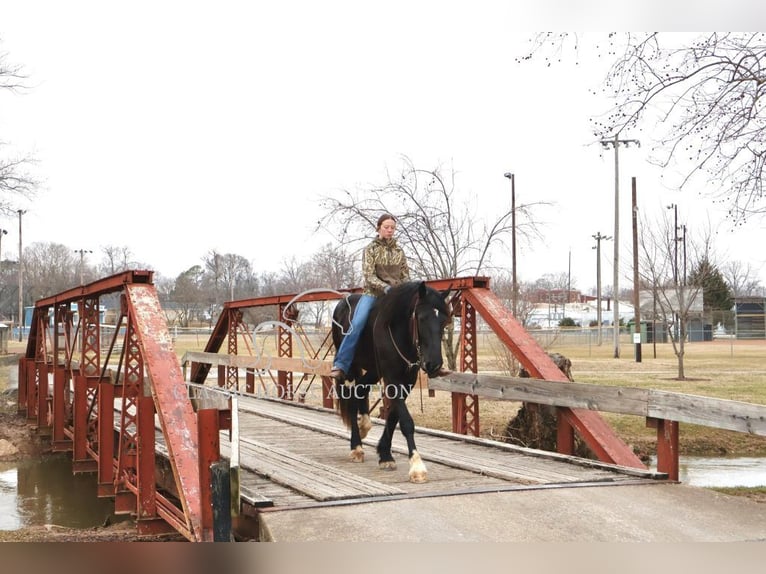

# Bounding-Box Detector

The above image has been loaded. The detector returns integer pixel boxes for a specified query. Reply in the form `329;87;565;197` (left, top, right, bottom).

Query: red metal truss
17;270;216;542
15;271;645;542
188;275;640;468
463;285;644;469
453;295;480;436
123;282;204;538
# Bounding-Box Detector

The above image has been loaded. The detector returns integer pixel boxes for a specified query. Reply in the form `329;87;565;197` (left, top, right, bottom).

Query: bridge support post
24;359;38;423
453;297;480;436
72;372;93;471
97;380;115;496
51;364;71;451
647;417;679;481
198;407;232;542
36;362;50;433
556;407;575;455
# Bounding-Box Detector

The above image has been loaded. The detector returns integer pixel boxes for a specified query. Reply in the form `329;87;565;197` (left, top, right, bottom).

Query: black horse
331;281;451;483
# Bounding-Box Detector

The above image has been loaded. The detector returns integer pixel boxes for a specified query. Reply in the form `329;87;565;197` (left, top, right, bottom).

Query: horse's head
413;282;452;377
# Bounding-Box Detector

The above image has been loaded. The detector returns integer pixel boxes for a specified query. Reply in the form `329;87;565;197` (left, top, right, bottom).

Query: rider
329;213;450;381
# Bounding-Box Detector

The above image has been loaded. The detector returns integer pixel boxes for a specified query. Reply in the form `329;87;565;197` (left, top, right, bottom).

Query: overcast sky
1;2;764;293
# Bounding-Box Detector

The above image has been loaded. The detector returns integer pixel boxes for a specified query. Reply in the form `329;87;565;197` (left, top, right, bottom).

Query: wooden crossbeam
428;371;766;437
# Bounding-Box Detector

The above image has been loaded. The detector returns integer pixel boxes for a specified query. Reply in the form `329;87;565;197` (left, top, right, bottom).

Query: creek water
654;455;766;488
0;453;127;531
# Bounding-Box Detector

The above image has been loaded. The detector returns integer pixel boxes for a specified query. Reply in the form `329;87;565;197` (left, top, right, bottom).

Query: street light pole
75;249;93;285
17;209;26;342
600;134;640;358
503;172;518;317
592;232;612;346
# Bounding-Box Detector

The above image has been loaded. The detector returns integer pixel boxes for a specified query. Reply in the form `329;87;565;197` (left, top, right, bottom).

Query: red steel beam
463;285;645;469
218;277;489;311
30;270;153;309
124;282;205;540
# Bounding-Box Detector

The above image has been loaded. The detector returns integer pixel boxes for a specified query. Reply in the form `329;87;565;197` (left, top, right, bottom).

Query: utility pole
17;209;26;342
666;203;679;284
632;177;642;363
679;224;687;286
592;232;611;346
666;203;680;342
75;249;93;285
600;134;640;358
503;172;518;317
0;228;7;277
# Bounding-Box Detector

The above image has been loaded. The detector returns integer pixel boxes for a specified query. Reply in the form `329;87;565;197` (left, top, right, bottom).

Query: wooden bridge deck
191;397;664;514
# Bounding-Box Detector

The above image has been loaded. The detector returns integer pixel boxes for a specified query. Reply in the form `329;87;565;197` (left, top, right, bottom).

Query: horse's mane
374;281;422;326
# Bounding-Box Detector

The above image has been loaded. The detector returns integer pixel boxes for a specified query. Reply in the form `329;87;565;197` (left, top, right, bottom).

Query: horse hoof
409;470;428;484
378;460;397;471
349;446;364;463
408;451;428;483
358;414;372;439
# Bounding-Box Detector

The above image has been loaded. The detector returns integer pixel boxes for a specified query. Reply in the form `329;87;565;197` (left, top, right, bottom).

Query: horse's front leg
376;399;399;471
395;397;428;483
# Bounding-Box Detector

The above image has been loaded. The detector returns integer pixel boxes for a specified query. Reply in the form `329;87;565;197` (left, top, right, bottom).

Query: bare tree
99;245;140;275
721;259;763;297
0;45;38;214
637;212;714;380
491;273;538;328
169;266;207;327
521;32;766;224
309;243;359;291
22;242;79;302
200;250;258;323
318;156;548;368
318;156;547;280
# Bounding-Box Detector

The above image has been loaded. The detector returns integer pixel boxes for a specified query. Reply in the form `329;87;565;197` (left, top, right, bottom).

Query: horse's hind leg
356;377;374;440
346;386;365;463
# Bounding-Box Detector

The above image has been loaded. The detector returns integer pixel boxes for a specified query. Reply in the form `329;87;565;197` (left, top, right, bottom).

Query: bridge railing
429;371;766;481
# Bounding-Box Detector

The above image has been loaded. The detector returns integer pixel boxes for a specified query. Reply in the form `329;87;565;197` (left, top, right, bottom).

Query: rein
385;292;422;372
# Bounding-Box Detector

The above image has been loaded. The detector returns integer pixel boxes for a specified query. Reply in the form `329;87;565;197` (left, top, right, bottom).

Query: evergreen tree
689;258;733;311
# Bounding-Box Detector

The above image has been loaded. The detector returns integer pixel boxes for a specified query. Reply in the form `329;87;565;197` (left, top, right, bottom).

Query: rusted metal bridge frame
16;270;230;542
191;275;645;470
16;272;647;543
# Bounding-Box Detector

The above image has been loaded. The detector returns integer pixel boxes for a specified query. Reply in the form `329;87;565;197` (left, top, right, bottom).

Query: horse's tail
335;380;352;428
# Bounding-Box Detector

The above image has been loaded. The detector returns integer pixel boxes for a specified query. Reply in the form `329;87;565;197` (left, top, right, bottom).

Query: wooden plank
236;397;663;480
648;390;766;436
429;372;649;416
429;371;766;438
182;351;332;376
219;435;406;501
135;408;274;509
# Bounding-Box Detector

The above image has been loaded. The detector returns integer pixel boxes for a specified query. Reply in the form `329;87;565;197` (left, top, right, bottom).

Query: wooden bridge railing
429;372;766;481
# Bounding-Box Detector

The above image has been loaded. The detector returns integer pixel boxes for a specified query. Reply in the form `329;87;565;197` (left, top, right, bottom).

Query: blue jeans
333;294;375;374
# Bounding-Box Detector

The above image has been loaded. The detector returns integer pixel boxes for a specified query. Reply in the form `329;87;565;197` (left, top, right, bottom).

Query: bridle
384;293;450;373
387;314;421;372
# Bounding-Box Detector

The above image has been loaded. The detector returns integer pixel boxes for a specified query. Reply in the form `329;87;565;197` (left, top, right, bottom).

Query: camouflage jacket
362;237;410;297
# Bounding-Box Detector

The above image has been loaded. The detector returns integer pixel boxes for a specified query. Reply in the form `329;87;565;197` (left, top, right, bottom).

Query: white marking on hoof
378;460;397;471
358;414;372;439
408;451;428;483
349;446;365;462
